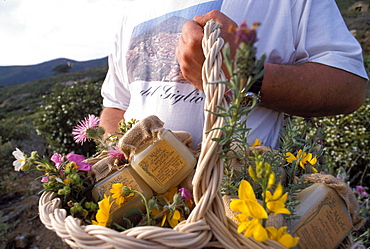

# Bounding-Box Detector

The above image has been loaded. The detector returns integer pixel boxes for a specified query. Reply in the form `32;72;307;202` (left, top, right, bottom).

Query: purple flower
66;153;91;171
355;186;369;198
72;114;100;144
178;188;192;201
356;185;365;194
41;176;49;183
108;146;126;161
51;153;63;169
230;20;260;46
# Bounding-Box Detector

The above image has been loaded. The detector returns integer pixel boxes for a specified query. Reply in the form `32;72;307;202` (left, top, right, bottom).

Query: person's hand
176;10;238;91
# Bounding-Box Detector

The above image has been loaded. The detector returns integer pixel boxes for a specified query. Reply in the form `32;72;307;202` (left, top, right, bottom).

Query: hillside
0;65;107;119
0;57;108;87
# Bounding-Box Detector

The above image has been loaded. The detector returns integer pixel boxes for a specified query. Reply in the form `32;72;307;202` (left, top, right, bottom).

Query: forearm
260;62;368;117
100;107;126;137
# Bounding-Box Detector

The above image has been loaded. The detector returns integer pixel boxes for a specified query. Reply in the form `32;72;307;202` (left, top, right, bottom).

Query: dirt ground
0;171;70;249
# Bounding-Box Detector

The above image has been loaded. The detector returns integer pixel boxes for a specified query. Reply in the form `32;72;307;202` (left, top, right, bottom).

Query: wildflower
72;114;100;144
66;153;91;171
267;171;276;189
236;216;268;242
266;226;299;248
230;180;268;219
178;188;192;201
286;150;305;165
152;188;185;228
152;208;182;228
265;184;291;215
230;180;268;241
355;186;369;198
55;177;64;184
51;153;63;169
229;20;260;46
108;146;126;161
286;150;318;173
110;183;134;206
251;138;262;146
12;148;25;171
92;195;113;227
302;153;318;173
167;209;182;228
41;176;49;183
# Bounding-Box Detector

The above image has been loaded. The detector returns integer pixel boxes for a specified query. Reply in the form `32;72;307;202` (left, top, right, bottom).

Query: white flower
55;177;64;183
12;148;25;171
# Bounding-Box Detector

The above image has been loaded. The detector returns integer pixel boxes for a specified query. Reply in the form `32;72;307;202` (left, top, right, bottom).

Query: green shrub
35;81;103;156
310;99;369;186
0;117;30;143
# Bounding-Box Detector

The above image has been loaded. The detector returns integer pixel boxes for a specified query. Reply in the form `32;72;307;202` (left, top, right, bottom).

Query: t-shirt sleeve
293;0;368;79
101;17;131;111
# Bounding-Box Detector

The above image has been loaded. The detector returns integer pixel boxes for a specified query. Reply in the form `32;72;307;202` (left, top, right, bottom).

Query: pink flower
355;186;369;198
356;185;365;194
108;146;126;161
51;153;63;169
230;20;260;46
72;114;100;144
178;188;192;201
41;176;49;183
66;153;91;171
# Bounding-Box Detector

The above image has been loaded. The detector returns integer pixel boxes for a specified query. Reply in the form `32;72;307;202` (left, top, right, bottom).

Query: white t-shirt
101;0;368;150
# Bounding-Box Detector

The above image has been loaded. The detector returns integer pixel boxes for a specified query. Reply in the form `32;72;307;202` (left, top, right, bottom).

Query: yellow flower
92;195;113;227
286;150;318;173
248;165;258;182
66;161;79;170
267;171;275;189
110;183;134;206
162;187;178;202
302;153;318;173
236;216;268;242
251;138;262;146
265;184;290;215
230;180;269;241
152;188;184;228
231;180;268;219
286;149;305;166
266;226;299;248
152;208;182;228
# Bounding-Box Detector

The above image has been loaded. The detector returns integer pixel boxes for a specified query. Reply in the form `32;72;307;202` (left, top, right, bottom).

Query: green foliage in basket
213;21;265;196
213;21;304;248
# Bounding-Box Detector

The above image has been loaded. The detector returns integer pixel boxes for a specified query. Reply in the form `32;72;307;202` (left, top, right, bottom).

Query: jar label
292;191;351;249
139;139;186;187
93;169;142;212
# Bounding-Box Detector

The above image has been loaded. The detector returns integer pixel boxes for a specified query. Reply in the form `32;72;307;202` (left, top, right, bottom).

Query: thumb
193;14;209;27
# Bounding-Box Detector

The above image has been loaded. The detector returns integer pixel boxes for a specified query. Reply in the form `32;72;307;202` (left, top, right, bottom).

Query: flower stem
132;190;151;226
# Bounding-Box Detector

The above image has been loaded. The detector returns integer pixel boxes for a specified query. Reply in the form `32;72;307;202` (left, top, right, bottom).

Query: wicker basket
38;20;286;249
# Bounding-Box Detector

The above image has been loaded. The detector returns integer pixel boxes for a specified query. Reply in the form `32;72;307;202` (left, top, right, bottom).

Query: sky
0;0;133;66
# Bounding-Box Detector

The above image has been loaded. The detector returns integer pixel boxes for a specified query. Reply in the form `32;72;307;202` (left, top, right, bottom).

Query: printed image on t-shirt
126;0;223;84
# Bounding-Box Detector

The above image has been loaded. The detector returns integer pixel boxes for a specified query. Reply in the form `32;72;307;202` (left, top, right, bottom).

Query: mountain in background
0;57;108;86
